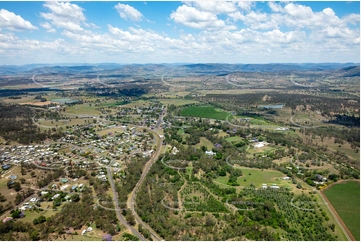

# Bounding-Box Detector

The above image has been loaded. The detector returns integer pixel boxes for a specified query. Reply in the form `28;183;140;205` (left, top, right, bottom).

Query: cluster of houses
0;144;56;166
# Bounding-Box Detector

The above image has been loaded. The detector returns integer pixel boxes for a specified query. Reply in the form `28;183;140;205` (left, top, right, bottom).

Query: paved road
127;109;166;241
225;114;248;128
106;165;146;241
128;129;163;241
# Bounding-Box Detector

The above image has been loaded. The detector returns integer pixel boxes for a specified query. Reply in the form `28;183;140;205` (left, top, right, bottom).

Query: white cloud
170;5;235;30
268;2;283;12
0;2;359;64
236;1;254;12
40;22;56;33
114;3;144;22
0;9;37;31
192;1;238;14
40;1;86;31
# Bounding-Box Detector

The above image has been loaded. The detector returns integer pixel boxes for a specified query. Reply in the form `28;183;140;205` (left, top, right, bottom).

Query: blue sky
0;1;359;65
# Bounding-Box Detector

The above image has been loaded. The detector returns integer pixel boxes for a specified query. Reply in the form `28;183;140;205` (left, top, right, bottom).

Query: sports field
180;106;229;120
323;181;360;241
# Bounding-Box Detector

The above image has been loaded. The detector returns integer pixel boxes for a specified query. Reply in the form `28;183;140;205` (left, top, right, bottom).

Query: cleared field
97;127;125;136
156;99;199;106
221;166;292;188
194;137;215;150
323;181;360;241
39;118;89;127
66;104;100;115
2;96;35;104
225;136;243;143
21;208;58;224
180;106;230;120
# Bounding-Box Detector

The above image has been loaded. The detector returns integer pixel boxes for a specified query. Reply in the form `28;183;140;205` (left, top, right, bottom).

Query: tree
125;209;135;225
71;193;80;202
15;193;23;205
13;182;21;191
11;209;21;219
29;230;39;240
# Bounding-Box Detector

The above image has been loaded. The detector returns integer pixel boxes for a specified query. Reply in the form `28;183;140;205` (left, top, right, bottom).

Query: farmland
180;106;230;120
323;181;360;241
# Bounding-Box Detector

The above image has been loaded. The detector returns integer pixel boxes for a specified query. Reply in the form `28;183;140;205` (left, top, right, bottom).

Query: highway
126;108;167;241
127;129;163;241
106;108;166;241
106;165;146;241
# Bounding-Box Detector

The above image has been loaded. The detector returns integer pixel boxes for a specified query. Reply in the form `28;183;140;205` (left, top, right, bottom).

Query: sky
0;1;359;65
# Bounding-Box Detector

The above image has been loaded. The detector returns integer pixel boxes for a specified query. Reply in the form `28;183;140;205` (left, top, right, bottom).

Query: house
41;191;49;196
205;151;215;156
30;197;38;202
52;194;60;200
254;142;266;149
276;127;289;131
315;174;323;182
2;217;13;223
171;147;179;155
71;185;78;190
2;164;10;170
270;185;280;189
61;178;69;183
283;176;291;180
60;185;69;191
262;184;267;189
9;175;17;180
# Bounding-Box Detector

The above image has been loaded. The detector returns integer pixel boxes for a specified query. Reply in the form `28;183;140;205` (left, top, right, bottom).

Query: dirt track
320;180;358;241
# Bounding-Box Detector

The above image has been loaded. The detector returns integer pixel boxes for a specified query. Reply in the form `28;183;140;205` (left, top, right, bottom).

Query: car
30;198;37;202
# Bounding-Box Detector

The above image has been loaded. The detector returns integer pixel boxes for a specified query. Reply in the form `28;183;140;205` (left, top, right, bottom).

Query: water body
259;104;284;109
51;98;79;104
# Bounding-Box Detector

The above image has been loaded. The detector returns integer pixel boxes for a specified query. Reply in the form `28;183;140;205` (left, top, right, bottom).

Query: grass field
156;99;199;106
324;181;360;241
21;207;58;224
214;167;292;188
225;136;243;143
66;104;100;115
194;137;215;150
39;118;89;127
180;106;230;120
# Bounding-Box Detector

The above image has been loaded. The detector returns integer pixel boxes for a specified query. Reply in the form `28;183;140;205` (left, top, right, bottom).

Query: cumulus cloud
40;22;56;33
0;9;37;31
191;1;238;14
0;1;358;64
115;3;144;22
40;1;86;31
170;5;235;30
236;1;254;12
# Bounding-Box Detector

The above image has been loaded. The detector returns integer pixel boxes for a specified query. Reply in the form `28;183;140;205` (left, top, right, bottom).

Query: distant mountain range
0;63;359;75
